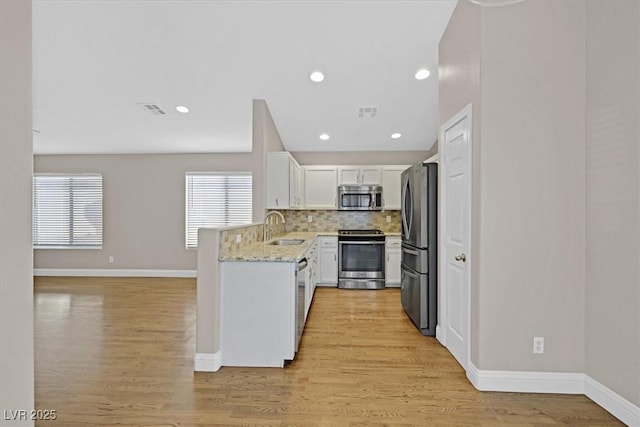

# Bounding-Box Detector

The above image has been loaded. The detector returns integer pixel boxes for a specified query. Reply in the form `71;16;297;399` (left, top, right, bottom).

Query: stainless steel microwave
337;185;383;211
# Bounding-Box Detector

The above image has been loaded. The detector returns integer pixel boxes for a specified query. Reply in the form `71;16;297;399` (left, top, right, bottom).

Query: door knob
455;254;466;262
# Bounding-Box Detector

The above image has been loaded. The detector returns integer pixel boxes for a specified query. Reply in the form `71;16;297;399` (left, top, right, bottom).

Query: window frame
185;171;253;249
32;173;104;250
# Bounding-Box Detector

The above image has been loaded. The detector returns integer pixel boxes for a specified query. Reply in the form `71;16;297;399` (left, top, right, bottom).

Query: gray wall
441;0;586;372
34;153;251;271
252;100;285;222
585;0;640;406
478;0;586;373
439;0;482;364
440;0;640;408
0;0;35;424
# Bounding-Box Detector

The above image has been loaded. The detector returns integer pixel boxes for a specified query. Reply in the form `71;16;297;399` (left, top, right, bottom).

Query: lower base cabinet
318;237;338;286
386;237;401;286
219;241;321;368
220;261;297;368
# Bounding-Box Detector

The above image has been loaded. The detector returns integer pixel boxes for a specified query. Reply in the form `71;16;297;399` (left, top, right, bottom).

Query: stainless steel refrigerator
400;162;437;336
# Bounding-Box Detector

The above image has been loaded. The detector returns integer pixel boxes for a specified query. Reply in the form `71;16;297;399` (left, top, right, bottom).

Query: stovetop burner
338;229;384;235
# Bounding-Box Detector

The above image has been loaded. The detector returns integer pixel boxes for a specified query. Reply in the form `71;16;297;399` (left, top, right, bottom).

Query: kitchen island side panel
220;261;296;367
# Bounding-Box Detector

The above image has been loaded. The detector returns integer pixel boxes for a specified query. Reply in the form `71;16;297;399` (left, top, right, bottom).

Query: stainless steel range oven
338;229;385;289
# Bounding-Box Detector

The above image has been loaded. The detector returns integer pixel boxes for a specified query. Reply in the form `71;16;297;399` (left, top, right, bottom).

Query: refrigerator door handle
401;264;419;279
401;175;412;239
401;245;420;256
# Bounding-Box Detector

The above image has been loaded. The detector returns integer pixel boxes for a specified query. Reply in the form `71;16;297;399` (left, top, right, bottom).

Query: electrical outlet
386;215;391;223
235;234;242;243
108;256;114;264
533;337;544;354
308;215;313;223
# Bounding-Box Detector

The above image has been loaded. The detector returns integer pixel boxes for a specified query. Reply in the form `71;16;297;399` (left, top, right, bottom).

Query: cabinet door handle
334;254;336;261
275;198;279;206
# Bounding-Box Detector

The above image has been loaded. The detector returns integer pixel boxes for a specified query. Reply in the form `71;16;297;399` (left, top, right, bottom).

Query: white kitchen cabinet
338;166;382;185
296;163;304;207
382;165;410;210
220;261;297;367
266;151;302;209
317;236;338;286
385;236;401;286
303;166;338;209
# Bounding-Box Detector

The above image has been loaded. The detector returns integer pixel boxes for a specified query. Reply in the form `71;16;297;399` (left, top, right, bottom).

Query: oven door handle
339;241;385;245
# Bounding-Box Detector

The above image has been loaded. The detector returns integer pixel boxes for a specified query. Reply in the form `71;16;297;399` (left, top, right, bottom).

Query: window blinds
185;173;252;248
32;174;103;248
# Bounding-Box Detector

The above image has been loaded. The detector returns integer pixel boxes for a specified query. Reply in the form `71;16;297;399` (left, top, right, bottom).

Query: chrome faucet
263;210;285;242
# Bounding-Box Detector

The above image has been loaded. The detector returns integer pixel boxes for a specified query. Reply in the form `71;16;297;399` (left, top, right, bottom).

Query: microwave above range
337;185;383;211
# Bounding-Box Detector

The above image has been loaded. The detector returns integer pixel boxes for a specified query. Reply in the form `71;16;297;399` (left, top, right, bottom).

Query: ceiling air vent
358;106;378;118
139;103;166;115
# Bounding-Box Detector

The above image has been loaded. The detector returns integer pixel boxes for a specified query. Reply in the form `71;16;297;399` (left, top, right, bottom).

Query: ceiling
33;0;457;155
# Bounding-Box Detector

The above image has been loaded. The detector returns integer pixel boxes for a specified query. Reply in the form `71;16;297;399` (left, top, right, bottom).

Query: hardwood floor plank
34;277;622;426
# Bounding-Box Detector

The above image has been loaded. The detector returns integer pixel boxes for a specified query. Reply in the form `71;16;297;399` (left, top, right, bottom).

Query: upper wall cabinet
338;166;382;185
303;166;338;209
382;165;411;210
266;152;302;209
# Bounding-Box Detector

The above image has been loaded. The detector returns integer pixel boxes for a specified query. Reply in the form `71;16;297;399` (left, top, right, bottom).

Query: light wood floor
34;277;622;426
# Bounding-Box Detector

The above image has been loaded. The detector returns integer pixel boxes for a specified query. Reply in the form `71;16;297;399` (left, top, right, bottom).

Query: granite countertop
220;230;399;262
219;231;335;262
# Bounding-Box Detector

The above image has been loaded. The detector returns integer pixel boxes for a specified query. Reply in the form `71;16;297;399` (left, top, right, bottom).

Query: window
32;174;103;248
185;172;252;248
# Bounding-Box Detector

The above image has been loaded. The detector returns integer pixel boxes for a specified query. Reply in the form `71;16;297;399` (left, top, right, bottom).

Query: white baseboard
194;352;222;372
584;375;640;427
435;325;446;346
467;363;640;426
467;362;584;394
34;268;197;278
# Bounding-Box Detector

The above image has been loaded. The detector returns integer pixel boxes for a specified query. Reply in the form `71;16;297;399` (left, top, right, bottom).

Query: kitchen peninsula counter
219;231;338;262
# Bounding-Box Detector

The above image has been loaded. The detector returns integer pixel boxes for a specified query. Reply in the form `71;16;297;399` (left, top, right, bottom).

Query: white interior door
439;104;472;371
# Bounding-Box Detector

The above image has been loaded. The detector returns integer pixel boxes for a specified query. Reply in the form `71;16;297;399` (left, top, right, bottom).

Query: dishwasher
295;258;308;352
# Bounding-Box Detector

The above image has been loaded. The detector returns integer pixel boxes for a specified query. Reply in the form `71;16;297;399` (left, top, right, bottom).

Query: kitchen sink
268;239;305;246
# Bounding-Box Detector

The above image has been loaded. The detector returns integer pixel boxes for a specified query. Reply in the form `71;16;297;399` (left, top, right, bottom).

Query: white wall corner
194;352;222;372
466;363;585;394
584;376;640;427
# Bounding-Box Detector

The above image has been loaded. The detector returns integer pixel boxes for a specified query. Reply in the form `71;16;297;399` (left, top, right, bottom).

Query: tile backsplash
282;210;401;233
219;224;263;257
217;210;399;257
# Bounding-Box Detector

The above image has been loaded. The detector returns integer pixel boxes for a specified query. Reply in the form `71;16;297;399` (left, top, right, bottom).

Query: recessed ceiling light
310;71;325;83
391;133;402;139
319;133;330;141
414;69;431;80
176;105;190;113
